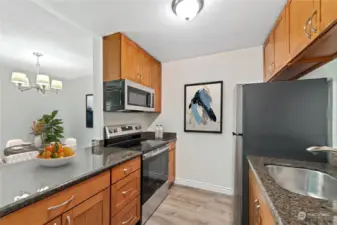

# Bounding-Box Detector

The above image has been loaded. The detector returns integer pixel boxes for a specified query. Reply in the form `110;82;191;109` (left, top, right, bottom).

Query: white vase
34;135;43;148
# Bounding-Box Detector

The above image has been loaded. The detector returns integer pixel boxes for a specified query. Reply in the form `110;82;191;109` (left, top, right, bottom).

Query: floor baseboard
174;178;233;195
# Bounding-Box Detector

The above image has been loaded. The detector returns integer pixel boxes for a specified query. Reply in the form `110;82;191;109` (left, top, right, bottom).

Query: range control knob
113;128;118;133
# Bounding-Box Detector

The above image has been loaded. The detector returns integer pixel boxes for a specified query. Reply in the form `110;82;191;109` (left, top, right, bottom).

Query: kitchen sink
265;165;337;201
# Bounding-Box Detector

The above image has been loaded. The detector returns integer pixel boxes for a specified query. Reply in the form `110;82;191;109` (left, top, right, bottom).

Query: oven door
125;80;155;112
142;146;169;205
103;80;125;111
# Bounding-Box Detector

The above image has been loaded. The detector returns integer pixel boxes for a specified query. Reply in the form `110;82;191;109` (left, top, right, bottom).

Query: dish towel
5;151;39;164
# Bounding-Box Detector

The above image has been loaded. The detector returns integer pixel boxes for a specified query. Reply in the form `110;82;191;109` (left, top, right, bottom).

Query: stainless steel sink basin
265;165;337;201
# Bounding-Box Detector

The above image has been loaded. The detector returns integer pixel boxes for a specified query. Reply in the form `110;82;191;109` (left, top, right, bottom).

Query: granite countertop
247;156;337;225
0;146;142;218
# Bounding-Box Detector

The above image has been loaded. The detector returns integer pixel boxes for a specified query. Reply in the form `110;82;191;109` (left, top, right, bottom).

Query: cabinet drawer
111;195;140;225
111;170;140;216
111;157;141;184
2;171;110;225
169;141;176;150
45;217;61;225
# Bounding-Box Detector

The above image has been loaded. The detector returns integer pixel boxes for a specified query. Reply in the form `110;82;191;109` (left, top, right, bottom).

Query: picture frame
86;94;93;128
184;81;223;133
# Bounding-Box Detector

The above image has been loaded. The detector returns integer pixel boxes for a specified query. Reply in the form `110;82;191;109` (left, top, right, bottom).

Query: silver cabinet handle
122;188;133;196
310;10;318;33
253;199;260;225
48;195;75;211
123;167;131;174
66;215;71;225
121;213;133;225
304;16;312;39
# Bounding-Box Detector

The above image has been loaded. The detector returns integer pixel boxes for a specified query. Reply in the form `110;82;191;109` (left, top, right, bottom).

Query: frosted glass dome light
172;0;204;21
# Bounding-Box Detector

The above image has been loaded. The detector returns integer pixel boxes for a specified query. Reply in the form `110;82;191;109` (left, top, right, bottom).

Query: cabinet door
263;33;274;81
168;149;175;186
62;188;110;225
45;217;61;225
139;53;152;87
121;37;140;83
288;0;320;58
151;60;162;112
274;8;289;73
321;0;337;31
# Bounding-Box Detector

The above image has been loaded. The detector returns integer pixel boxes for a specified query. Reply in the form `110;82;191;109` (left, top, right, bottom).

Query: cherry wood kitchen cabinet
45;217;61;225
273;7;289;74
151;59;162;112
249;168;275;225
321;0;337;31
168;141;176;187
61;188;110;225
263;33;275;81
103;32;161;88
263;0;337;81
288;0;320;58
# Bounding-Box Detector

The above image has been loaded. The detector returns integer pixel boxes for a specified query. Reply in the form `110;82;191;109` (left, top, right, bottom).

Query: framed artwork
86;94;93;128
184;81;223;133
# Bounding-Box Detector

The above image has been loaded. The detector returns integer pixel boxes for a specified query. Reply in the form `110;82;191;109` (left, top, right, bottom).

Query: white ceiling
0;0;286;80
33;0;286;62
0;0;93;80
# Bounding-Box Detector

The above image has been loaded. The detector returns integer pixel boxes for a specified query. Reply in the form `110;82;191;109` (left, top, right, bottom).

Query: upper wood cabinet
263;0;337;81
288;0;320;58
103;32;161;88
321;0;337;31
273;7;289;73
62;188;110;225
151;59;162;112
263;33;275;81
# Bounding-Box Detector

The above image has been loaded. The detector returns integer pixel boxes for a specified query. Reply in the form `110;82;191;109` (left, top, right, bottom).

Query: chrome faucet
306;146;337;153
307;146;337;166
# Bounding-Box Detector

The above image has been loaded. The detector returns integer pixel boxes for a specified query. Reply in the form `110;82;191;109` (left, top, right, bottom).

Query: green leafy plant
39;110;64;143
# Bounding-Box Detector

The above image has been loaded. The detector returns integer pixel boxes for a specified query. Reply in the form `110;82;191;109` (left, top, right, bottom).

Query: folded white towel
5;151;39;164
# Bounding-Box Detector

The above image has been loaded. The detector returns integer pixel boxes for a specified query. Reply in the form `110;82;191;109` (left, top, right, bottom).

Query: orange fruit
64;147;74;157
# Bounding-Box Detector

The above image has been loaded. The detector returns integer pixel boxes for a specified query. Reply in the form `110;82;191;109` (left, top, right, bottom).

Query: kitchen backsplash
103;112;159;130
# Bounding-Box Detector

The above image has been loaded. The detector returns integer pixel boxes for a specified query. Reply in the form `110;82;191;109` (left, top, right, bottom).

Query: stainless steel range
104;124;169;225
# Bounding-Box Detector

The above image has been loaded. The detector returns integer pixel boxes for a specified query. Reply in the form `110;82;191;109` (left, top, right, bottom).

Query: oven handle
143;145;169;160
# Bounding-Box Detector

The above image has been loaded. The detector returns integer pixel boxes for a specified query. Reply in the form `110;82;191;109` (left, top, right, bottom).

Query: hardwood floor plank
145;185;233;225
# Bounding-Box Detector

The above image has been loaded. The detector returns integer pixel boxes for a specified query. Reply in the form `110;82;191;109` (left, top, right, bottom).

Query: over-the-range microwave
103;79;155;112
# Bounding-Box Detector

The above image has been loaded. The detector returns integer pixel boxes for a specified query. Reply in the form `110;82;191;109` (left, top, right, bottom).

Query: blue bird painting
188;88;217;126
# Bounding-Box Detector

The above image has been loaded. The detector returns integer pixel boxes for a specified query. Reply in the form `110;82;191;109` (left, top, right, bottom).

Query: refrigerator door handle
232;132;243;136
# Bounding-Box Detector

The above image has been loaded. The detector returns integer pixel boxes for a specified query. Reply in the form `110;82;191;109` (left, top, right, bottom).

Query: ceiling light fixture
172;0;204;21
11;52;63;95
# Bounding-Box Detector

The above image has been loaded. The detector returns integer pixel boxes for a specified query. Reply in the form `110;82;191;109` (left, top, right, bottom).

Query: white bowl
36;153;76;167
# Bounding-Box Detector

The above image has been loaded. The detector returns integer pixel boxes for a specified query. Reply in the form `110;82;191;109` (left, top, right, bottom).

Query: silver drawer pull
66;215;71;225
121;213;133;225
122;188;133;196
48;195;75;211
123;167;131;174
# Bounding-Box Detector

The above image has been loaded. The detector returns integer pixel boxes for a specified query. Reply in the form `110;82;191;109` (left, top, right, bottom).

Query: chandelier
11;52;63;94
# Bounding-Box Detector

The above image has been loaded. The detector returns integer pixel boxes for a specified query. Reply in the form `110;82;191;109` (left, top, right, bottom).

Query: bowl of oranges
36;142;76;167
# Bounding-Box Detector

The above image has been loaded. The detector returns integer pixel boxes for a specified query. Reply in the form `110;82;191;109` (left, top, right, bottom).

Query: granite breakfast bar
0;146;142;225
248;155;337;225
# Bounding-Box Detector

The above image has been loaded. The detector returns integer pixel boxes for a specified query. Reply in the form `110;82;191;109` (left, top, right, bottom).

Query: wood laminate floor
145;185;233;225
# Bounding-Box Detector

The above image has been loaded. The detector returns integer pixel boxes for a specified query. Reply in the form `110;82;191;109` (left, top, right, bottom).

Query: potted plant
38;110;64;144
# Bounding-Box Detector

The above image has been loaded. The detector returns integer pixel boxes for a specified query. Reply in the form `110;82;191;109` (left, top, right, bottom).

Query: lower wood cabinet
62;188;110;225
111;196;141;225
249;168;275;225
45;217;61;225
111;169;141;216
168;141;176;187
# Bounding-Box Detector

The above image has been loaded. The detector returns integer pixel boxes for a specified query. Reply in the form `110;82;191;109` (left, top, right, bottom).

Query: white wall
149;46;263;194
301;59;337;147
0;64;94;155
104;112;159;129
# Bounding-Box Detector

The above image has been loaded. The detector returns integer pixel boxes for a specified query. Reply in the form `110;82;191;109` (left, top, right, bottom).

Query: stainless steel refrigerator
232;78;331;225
